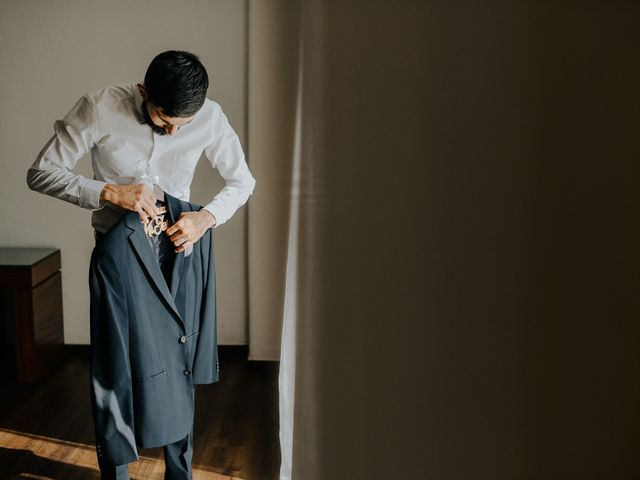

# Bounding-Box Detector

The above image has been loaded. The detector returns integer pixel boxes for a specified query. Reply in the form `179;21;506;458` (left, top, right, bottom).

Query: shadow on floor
0;446;101;480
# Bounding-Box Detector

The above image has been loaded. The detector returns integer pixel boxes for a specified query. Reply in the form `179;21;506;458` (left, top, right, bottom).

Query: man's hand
166;210;217;253
101;183;159;224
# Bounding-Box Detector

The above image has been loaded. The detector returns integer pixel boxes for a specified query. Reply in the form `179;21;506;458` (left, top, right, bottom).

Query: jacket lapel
165;194;186;299
124;197;187;329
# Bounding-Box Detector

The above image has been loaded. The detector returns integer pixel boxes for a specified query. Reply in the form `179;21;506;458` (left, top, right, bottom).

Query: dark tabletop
0;248;59;267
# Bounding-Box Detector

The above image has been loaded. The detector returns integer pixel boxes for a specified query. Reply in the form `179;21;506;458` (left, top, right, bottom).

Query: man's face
137;83;196;136
141;99;196;136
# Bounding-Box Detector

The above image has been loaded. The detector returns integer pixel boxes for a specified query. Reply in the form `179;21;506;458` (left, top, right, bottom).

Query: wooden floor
0;345;281;480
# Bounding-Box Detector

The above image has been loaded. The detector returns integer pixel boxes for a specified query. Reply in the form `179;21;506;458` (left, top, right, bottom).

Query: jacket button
184;368;192;376
179;335;187;343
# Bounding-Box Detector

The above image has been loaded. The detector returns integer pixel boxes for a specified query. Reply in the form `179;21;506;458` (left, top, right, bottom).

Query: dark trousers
98;400;195;480
95;201;196;480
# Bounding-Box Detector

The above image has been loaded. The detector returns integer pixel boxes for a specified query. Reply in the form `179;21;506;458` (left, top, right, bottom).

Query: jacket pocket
186;330;199;339
133;369;167;383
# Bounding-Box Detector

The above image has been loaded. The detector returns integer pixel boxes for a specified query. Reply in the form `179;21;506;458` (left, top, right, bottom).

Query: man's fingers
134;206;200;251
165;221;185;243
171;232;189;246
176;240;191;253
167;218;189;237
141;200;158;220
166;222;180;236
147;195;160;216
168;225;194;247
139;185;159;215
136;206;149;224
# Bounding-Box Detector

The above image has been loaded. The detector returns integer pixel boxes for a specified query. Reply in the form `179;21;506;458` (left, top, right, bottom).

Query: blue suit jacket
88;192;219;467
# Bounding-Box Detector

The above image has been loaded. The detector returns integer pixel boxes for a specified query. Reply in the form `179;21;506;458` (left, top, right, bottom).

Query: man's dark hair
144;50;209;117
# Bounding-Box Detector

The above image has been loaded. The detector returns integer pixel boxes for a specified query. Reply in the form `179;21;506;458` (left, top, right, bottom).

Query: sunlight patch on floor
0;428;243;480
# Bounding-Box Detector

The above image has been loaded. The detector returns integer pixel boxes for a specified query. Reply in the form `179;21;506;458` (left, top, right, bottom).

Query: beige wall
247;0;301;361
0;0;249;345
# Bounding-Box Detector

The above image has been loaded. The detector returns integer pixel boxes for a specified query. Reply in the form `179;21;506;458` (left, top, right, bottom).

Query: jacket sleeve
192;227;220;384
88;247;139;466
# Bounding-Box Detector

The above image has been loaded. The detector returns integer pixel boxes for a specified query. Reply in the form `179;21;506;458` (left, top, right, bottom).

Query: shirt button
179;336;187;344
184;368;192;376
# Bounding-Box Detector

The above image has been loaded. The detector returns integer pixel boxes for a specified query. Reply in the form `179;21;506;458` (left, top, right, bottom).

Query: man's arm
26;95;108;211
164;104;255;253
27;94;160;222
202;103;256;227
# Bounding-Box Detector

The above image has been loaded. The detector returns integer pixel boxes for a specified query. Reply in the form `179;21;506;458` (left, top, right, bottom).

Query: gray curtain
251;1;640;479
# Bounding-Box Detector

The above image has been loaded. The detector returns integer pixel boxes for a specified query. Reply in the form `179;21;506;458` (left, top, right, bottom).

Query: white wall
0;0;249;345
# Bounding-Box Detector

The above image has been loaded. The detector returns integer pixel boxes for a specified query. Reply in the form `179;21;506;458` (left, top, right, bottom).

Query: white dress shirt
27;83;256;234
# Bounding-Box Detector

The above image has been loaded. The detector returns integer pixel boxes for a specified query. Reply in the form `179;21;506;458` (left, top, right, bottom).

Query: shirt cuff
202;204;220;228
81;178;108;211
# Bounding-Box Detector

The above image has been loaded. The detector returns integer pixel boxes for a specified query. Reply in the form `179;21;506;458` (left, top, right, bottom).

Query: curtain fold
253;1;640;478
285;2;326;478
278;46;302;480
248;1;325;477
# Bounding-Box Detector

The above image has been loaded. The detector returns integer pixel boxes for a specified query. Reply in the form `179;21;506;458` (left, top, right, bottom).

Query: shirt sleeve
202;103;256;227
26;94;108;211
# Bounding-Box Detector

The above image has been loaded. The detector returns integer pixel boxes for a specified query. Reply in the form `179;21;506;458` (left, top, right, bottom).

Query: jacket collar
124;193;188;330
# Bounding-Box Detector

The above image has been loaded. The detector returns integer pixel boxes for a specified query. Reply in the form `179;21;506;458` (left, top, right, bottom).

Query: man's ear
137;83;147;98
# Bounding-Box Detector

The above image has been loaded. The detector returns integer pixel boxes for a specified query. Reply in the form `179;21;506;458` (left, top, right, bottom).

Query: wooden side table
0;248;64;383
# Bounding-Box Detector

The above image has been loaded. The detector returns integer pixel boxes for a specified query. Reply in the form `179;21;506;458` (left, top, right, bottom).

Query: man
26;51;256;479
